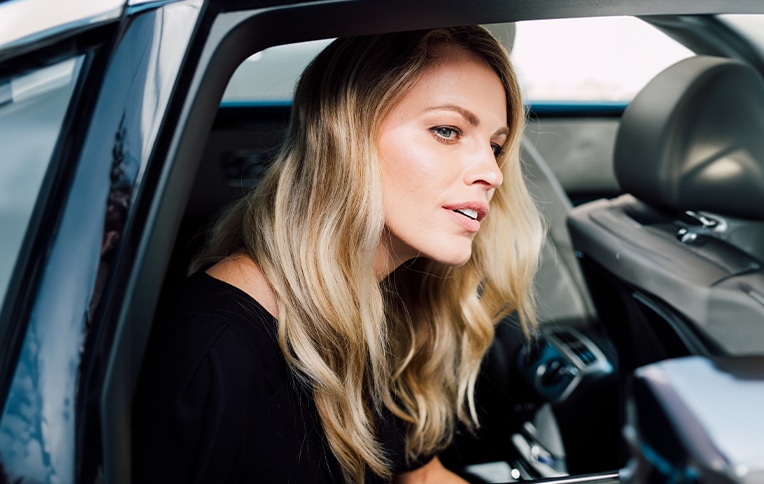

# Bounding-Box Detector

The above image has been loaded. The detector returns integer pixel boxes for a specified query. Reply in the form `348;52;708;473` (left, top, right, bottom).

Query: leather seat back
567;56;764;373
521;138;595;325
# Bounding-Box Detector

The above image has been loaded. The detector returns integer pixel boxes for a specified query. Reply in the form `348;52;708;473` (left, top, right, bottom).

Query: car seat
522;138;595;326
567;55;764;378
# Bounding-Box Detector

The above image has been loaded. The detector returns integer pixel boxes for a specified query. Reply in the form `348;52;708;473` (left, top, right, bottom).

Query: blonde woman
133;25;543;483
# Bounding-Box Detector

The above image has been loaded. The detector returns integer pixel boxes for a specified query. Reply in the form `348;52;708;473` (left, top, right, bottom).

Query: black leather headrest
615;56;764;220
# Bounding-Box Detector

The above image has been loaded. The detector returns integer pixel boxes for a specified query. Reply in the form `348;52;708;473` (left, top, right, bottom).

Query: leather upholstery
615;56;764;220
568;55;764;363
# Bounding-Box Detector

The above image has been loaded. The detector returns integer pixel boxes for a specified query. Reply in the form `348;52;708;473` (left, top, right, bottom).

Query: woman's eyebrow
427;104;480;126
427;104;510;136
494;126;510;138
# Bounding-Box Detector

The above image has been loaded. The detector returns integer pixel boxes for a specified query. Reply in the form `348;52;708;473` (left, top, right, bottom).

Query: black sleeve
132;315;261;484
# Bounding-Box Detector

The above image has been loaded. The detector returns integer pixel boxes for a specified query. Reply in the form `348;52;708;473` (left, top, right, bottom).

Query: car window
0;57;83;307
719;14;764;59
511;16;693;103
221;16;692;105
223;39;332;103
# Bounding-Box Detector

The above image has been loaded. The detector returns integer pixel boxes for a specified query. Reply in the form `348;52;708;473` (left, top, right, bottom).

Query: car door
0;1;204;482
0;7;121;482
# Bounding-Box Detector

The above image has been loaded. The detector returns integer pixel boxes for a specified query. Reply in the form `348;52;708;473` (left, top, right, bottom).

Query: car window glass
0;57;83;307
223;39;332;103
719;14;764;58
511;16;693;102
222;16;693;105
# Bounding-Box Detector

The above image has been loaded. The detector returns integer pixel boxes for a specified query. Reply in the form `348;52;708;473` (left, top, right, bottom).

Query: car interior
4;3;764;484
97;7;764;484
569;54;764;369
149;19;627;483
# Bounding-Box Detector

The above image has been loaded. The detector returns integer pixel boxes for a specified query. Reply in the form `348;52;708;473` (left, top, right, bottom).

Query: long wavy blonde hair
196;26;543;482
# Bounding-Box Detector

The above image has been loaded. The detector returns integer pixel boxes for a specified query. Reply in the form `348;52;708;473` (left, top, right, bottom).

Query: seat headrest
615;56;764;220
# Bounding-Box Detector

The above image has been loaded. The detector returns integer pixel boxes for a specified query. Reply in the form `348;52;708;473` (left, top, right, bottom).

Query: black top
132;271;426;483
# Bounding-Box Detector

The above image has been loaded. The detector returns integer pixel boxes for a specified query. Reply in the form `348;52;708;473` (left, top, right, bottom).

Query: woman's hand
394;456;469;484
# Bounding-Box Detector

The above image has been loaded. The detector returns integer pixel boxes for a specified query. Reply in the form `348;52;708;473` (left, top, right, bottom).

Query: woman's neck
205;252;280;319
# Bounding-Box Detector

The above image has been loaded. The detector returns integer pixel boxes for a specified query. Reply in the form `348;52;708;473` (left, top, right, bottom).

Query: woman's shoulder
134;271;316;483
146;269;281;372
163;268;274;324
203;253;279;318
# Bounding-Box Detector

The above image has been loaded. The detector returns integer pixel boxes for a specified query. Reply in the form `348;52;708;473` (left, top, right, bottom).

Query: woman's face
376;44;508;274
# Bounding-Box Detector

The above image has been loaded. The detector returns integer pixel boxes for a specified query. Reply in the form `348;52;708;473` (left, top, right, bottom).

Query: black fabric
132;271;425;483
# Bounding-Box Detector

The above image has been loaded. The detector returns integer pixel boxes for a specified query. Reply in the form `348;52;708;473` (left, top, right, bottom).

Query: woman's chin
429;248;473;267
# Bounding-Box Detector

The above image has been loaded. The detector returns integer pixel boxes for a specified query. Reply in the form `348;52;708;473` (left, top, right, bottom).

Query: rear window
512;16;693;102
222;16;693;105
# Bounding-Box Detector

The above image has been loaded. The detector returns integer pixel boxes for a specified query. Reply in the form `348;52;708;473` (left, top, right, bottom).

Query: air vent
552;330;598;367
553;331;578;344
571;345;596;365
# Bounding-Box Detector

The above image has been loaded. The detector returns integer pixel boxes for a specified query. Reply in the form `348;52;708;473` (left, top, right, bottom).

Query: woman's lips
443;203;488;233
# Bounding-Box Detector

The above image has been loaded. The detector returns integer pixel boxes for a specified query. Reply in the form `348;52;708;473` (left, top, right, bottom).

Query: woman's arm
394;456;469;484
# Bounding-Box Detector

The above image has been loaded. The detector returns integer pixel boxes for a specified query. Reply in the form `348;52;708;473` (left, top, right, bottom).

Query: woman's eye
431;126;460;141
491;143;504;158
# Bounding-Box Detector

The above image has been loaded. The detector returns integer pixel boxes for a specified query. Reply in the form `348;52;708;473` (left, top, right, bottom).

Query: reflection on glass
0;58;80;310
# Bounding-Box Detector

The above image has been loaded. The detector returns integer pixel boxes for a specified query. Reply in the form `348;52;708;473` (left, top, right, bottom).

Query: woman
133;25;543;483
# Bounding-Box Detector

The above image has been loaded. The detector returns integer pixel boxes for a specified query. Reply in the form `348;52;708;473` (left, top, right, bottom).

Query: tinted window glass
0;58;82;307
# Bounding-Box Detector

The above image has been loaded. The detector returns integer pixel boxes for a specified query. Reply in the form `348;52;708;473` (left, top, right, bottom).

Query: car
1;1;764;483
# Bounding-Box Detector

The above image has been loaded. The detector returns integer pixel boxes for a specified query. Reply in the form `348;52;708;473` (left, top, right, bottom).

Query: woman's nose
464;147;504;189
